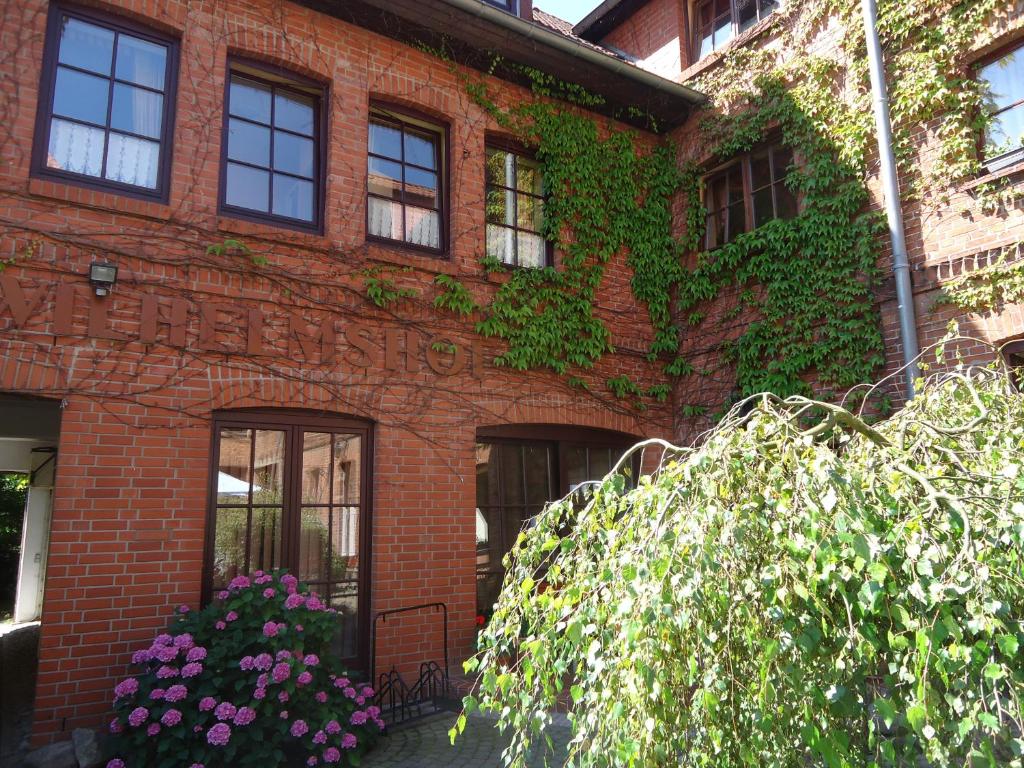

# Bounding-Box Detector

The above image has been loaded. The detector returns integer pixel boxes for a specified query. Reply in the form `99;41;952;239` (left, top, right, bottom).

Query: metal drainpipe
861;0;922;398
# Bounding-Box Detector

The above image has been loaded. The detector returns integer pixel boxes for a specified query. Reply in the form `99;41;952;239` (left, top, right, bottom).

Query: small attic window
483;0;516;12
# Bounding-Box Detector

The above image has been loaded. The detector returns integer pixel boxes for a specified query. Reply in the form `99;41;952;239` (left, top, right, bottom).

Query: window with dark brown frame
475;428;638;617
978;42;1024;172
485;144;550;268
32;4;178;199
367;106;446;253
206;411;372;669
693;0;779;61
482;0;516;11
1004;339;1024;389
704;143;796;250
220;64;324;230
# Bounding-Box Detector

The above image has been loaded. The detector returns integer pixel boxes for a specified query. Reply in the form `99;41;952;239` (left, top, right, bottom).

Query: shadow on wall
0;621;40;768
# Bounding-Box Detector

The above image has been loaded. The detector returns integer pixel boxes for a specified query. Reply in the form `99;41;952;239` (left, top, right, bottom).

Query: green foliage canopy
462;364;1024;767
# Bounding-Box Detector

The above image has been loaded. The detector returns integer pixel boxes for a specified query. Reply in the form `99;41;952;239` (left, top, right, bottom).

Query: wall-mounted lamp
88;261;118;297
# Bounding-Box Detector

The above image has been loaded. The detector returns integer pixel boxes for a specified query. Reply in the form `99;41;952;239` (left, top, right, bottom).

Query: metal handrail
369;601;449;693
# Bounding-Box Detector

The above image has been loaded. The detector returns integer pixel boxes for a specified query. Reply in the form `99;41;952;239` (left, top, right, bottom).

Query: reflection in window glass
485;147;547;267
979;45;1024;170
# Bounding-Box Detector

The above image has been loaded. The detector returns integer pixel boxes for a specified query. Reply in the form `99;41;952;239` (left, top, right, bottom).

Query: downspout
861;0;921;397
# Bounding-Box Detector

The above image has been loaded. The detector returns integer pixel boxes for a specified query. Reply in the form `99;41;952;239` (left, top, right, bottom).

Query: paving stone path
362;713;571;768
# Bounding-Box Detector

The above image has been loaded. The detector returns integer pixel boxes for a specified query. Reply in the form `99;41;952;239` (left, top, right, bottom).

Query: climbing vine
939;242;1024;312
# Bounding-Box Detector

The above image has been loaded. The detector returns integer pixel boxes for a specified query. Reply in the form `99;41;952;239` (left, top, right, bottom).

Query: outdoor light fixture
88;261;118;296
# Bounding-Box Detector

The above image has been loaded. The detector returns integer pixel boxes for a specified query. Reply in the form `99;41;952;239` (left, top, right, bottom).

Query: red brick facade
0;0;671;743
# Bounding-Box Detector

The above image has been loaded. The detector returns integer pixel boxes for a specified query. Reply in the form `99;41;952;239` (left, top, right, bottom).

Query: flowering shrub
105;570;382;768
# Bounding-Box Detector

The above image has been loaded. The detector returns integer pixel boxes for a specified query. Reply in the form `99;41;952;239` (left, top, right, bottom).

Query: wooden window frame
484;138;553;269
691;0;779;62
366;103;449;256
218;59;327;234
31;2;180;202
482;0;517;11
703;142;796;250
975;40;1024;173
204;410;374;671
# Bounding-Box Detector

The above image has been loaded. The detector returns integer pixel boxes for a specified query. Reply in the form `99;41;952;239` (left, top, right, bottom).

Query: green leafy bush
105;570;382;768
464;364;1024;767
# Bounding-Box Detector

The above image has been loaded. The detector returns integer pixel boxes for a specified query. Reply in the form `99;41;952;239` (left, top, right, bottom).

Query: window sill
215;216;332;250
959;158;1024;192
364;240;460;275
680;14;780;82
27;177;172;221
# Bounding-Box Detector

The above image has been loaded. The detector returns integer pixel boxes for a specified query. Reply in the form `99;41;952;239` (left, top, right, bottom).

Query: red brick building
1;0;1022;750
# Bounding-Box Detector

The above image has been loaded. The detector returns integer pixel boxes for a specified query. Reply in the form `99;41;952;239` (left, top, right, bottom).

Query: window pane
517;159;543;195
274;91;314;136
713;15;734;49
333;434;361;505
772;147;793;181
273;132;315;178
518;232;546;268
301;432;333;504
486;148;513;187
486;187;513;226
227;118;270;167
110;83;163;139
750;153;772;190
368;157;402;200
486;224;514;264
405;167;438;208
517;193;543;232
253;430;285;504
299;507;330;583
331;509;359;578
250;508;282;573
213;507;247;588
699;28;714;59
738;0;758;30
760;0;780;15
752;186;774;228
706;209;723;249
225;163;270;212
775;182;798;220
328;592;359;660
727;201;747;240
114;35;167;90
405;207;440;248
53;67;109;125
58;17;114;75
980;48;1024;113
368;120;401;159
47;118;104;177
565;445;587;490
272;174;314;221
404;129;437;169
229;76;272;124
368;196;402;240
589;447;612;480
728;166;744;202
476;444;494;508
499;444;525;505
985;103;1024;161
217;429;253;501
707;174;727;210
523;444;552;506
105;133;160;188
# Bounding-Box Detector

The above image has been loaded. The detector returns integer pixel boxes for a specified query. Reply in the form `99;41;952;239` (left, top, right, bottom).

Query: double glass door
206;412;371;669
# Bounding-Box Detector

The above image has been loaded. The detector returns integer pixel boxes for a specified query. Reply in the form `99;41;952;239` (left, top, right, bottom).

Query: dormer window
694;0;778;60
482;0;516;12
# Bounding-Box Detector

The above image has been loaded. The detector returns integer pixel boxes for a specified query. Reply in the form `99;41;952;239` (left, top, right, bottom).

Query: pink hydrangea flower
114;677;139;699
315;691;327;703
253;687;267;700
217;590;230;600
279;710;289;720
109;718;123;734
199;697;217;712
147;723;161;736
233;706;256;726
164;684;187;703
215;702;237;721
295;624;304;632
107;760;126;768
240;656;255;671
334;677;350;689
313;730;327;744
189;764;205;768
351;711;368;726
173;633;194;649
255;574;273;585
361;686;374;697
366;706;381;718
182;662;203;678
257;673;269;688
262;588;276;599
128;707;149;727
290;719;308;737
178;604;190;614
215;621;226;630
161;709;182;727
254;653;273;671
132;649;152;664
194;725;204;733
187;646;207;662
325;719;341;734
297;671;313;686
280;574;298;591
228;575;250;590
225;611;238;622
284;593;305;610
307;758;318;767
155;646;179;663
356;696;365;706
207;722;232;746
278;691;289;703
154;633;173;646
303;653;320;667
324;747;341;763
262;621;279;638
253;570;264;578
156;665;178;679
272;662;291;683
276;650;291;662
341;733;357;749
306;596;324;611
343;687;356;699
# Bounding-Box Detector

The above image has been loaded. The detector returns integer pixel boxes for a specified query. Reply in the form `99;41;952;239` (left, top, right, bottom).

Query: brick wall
597;0;686;80
0;0;672;743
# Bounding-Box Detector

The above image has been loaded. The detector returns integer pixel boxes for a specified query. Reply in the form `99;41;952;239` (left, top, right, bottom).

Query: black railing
370;602;450;726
